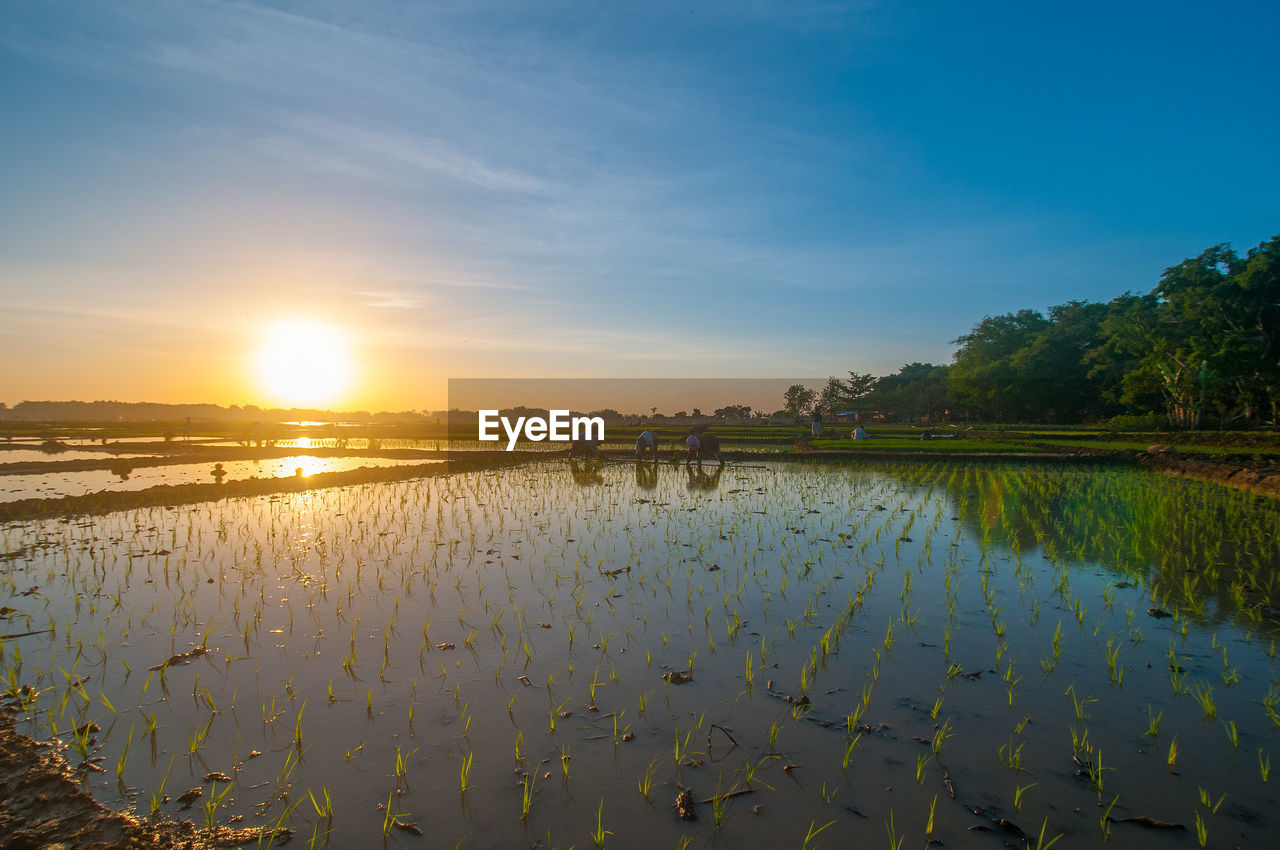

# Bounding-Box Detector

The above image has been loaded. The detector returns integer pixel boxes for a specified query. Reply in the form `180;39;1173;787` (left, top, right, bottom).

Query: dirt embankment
1137;451;1280;499
0;711;210;850
0;453;536;524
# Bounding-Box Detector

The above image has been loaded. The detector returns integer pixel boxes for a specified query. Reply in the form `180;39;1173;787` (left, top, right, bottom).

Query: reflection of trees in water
685;465;722;492
916;463;1280;631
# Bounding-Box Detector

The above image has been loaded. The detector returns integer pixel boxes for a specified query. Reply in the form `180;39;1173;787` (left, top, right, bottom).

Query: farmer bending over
684;433;723;466
568;437;600;459
635;429;659;460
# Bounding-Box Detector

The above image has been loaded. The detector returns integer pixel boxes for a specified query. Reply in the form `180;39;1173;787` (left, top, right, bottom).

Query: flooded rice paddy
2;459;1279;848
0;456;432;503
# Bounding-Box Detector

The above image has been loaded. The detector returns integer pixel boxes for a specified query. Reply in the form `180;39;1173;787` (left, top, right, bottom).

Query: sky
2;0;1278;412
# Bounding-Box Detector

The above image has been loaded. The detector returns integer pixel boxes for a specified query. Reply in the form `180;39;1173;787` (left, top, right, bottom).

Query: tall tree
948;309;1050;421
818;372;875;413
783;384;817;420
1100;240;1280;427
869;363;952;421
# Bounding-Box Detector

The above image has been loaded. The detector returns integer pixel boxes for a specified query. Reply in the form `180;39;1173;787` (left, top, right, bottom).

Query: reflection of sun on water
291;456;325;477
255;320;352;408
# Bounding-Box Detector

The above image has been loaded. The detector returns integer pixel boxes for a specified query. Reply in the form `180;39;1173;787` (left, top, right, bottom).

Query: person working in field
635;429;659;460
568;436;600;459
684;432;723;466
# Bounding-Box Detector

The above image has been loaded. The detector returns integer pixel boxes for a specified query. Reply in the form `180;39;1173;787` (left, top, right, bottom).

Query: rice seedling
520;771;535;819
802;819;836;850
459;751;473;793
883;810;904;850
591;798;610;848
637;757;658;800
1192;684;1217;719
1145;705;1162;738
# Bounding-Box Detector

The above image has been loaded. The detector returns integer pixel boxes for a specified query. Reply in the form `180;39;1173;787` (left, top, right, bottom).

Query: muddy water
1;460;1278;848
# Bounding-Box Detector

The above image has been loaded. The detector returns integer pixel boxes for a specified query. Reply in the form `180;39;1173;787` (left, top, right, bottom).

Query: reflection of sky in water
0;455;435;502
0;449;151;463
4;461;1280;848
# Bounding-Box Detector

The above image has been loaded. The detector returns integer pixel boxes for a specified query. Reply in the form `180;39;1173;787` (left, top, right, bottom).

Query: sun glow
255;319;353;408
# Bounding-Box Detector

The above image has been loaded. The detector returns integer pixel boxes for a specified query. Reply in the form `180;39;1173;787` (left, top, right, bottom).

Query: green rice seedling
883;811;904;850
1260;749;1271;782
201;781;233;831
591;798;610;848
802;819;836;850
1263;687;1280;727
1065;685;1095;722
1194;812;1207;847
521;771;535;820
1104;635;1123;685
148;753;175;820
1168;736;1178;771
818;781;837;805
115;724;134;782
1198;787;1226;813
293;702;305;751
307;787;334;846
842;732;861;769
1004;663;1021;708
459;751;473;793
932;720;953;756
560;744;571;779
1031;817;1064;850
1192;684;1217;719
998;737;1025;771
549;698;568;734
1099;795;1118;839
1014;782;1034;810
381;790;396;836
638;757;658;800
1224;719;1239;748
1145;705;1162;738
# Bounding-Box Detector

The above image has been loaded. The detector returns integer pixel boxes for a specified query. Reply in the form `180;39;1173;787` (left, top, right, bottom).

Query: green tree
1099;239;1280;427
818;372;875;413
868;363;952;421
948;309;1050;421
783;384;817;420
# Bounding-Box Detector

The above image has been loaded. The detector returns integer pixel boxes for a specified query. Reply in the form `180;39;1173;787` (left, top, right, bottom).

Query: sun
255;319;353;408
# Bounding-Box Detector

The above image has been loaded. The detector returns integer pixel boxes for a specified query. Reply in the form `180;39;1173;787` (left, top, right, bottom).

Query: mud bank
0;446;443;475
0;453;535;525
0;710;213;850
1138;451;1280;499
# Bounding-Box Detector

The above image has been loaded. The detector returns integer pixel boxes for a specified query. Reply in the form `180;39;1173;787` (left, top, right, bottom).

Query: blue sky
2;1;1277;410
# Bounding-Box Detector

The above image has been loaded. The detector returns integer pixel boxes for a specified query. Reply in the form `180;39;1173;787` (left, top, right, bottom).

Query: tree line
787;234;1280;427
